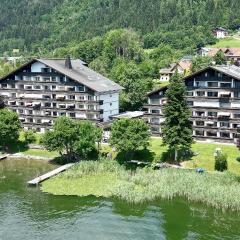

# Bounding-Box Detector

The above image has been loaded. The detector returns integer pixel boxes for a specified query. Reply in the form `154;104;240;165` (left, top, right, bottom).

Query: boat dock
28;163;74;186
0;154;9;161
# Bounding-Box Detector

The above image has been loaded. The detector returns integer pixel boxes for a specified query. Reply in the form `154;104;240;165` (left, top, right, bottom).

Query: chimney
65;55;72;69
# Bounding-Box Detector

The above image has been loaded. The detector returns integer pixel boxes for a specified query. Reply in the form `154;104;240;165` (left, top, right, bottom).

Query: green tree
23;130;36;144
110;118;150;160
0;109;21;151
162;73;193;162
214;51;227;65
75;121;100;158
191;56;213;73
41;116;80;158
215;153;228;172
42;117;101;159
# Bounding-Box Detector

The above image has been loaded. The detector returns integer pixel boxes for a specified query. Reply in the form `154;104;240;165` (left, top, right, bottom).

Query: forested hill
1;0;240;54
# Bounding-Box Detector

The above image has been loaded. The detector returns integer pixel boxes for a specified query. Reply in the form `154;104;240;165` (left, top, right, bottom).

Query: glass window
207;82;218;87
207;92;218;97
220;82;231;88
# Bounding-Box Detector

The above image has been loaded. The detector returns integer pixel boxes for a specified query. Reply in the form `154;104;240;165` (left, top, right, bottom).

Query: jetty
0;154;9;161
28;163;74;186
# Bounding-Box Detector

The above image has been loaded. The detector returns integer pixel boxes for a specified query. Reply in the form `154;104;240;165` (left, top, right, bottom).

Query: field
208;37;240;48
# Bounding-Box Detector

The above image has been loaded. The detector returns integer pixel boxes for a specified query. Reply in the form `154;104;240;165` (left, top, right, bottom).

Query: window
69;113;76;118
18;109;24;114
206;131;217;137
79;96;85;101
51;77;57;82
150;98;160;105
41;67;51;73
187;101;193;107
44;86;50;90
220;122;230;128
43;77;51;81
25;85;32;90
88;105;95;110
34;77;40;82
234;114;240;119
1;83;7;88
196;121;204;126
28;110;33;115
195;111;205;117
77;85;85;92
150;118;160;124
196;91;205;97
207;92;218;97
196;81;205;87
34;85;41;90
79;104;84;109
53;111;57;116
45;103;51;108
220;132;230;138
208;112;217;117
220;82;231;88
59;112;66;116
207;82;218;87
186;91;194;96
110;103;112;106
88;95;94;101
69;95;75;100
52;103;57;107
195;130;204;136
43;95;51;99
151;127;160;133
11;84;15;89
151;109;160;114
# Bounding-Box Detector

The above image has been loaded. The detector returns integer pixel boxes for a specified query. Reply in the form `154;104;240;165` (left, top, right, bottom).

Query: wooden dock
0;154;9;161
28;163;74;186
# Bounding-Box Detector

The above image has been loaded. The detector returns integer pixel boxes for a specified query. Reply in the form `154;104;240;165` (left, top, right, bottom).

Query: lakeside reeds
42;160;240;211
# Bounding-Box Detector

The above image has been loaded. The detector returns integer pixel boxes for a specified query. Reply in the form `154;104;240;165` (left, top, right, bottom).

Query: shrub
215;153;228;172
24;130;36;144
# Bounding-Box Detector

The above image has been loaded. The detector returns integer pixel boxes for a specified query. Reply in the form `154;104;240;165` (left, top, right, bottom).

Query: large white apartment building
0;57;123;133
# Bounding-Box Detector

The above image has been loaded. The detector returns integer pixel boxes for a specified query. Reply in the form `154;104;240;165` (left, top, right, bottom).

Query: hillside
1;0;240;54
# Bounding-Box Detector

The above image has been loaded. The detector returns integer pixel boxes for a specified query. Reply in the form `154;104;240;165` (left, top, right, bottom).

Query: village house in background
145;65;240;143
213;27;229;39
0;57;123;133
159;56;192;81
199;47;240;63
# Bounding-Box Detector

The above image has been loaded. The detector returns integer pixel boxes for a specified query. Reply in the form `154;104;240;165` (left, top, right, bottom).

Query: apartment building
0;57;123;133
144;65;240;143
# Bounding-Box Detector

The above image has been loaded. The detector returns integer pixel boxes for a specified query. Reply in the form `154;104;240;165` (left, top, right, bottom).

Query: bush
24;130;36;144
215;153;228;172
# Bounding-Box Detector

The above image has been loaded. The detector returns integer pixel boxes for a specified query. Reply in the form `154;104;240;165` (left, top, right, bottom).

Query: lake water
0;158;240;240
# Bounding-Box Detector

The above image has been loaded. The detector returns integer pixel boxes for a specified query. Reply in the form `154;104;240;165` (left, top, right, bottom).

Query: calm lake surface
0;158;240;240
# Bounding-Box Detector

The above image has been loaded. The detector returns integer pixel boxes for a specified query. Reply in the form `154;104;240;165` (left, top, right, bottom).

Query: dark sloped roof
149;65;240;96
37;59;124;93
1;58;124;93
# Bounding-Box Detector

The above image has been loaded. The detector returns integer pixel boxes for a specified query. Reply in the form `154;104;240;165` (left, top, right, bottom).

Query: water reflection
0;158;240;240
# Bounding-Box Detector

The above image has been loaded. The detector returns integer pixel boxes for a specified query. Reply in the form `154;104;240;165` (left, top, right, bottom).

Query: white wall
31;62;47;72
231;102;240;108
98;92;120;121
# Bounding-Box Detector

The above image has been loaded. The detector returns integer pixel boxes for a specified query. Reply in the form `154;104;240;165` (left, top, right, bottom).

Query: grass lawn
208;37;240;48
146;138;240;175
21;149;59;158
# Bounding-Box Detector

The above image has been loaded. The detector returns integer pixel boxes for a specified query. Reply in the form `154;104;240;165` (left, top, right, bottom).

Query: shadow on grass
7;140;29;154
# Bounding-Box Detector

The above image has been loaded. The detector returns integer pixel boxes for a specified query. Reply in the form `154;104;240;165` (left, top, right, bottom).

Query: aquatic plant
42;159;240;211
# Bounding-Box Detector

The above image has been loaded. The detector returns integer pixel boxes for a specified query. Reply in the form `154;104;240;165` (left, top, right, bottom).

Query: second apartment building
144;65;240;143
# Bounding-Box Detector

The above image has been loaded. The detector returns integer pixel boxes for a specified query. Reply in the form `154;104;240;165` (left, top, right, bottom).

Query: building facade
213;27;229;39
0;58;123;133
144;65;240;143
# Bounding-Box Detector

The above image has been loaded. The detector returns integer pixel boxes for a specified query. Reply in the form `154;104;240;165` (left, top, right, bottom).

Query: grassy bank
42;160;240;211
132;138;240;175
208;37;240;48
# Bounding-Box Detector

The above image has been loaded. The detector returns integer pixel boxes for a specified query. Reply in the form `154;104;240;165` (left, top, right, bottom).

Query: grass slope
42;160;240;211
208;37;240;48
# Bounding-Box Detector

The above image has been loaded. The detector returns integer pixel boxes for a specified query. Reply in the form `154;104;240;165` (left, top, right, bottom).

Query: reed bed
42;160;240;211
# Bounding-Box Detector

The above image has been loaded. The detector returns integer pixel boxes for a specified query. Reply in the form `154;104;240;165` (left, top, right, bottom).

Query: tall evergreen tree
162;73;193;162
